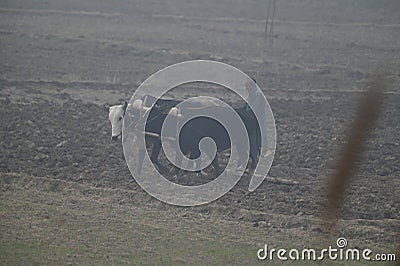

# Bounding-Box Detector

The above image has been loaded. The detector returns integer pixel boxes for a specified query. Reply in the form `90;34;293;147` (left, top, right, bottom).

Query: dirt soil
1;0;399;264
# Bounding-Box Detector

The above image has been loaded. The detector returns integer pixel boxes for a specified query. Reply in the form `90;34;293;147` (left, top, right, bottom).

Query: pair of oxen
108;96;261;176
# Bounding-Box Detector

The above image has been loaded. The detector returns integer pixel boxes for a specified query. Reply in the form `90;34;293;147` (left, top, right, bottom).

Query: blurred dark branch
325;70;391;231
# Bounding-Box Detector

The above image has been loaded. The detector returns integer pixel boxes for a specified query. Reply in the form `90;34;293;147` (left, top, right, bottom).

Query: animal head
108;101;128;140
107;99;152;141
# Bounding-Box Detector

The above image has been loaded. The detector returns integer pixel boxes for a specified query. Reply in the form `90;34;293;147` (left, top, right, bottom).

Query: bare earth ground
1;0;399;264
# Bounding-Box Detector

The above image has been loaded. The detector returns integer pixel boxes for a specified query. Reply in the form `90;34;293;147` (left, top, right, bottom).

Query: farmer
245;78;268;166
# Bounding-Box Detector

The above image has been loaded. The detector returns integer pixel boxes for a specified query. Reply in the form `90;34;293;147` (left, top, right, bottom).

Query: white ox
107;99;181;175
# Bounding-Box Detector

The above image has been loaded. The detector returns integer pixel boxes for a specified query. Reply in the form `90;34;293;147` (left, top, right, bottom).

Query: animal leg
150;139;168;174
211;156;221;176
136;148;145;176
249;131;260;170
